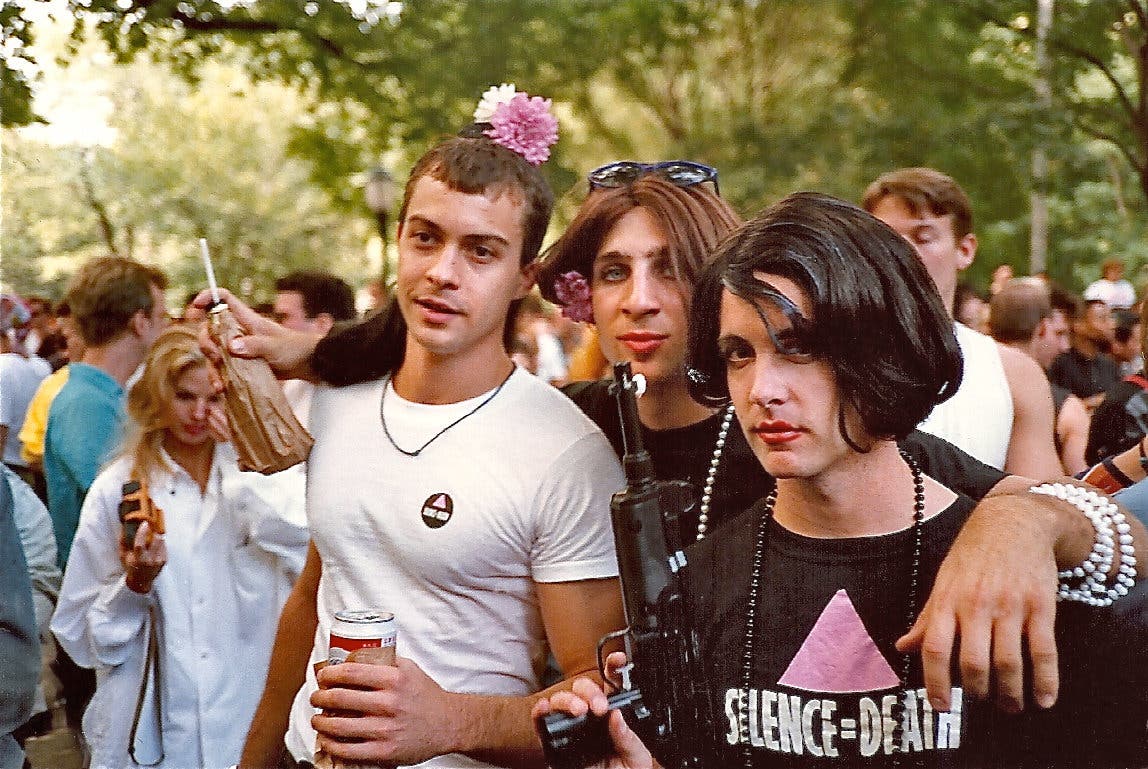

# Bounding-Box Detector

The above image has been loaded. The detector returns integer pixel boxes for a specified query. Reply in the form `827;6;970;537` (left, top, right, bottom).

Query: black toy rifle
536;362;710;769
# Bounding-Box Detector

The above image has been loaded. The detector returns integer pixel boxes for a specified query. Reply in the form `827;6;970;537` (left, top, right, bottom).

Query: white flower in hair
473;83;517;123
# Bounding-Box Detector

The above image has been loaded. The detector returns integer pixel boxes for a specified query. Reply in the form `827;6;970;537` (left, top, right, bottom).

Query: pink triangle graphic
777;589;899;693
432;494;448;507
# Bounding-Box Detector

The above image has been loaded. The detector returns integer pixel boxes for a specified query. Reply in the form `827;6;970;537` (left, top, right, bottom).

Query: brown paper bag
209;306;313;474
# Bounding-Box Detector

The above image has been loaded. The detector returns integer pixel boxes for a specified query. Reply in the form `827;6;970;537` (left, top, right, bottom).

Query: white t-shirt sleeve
529;431;622;583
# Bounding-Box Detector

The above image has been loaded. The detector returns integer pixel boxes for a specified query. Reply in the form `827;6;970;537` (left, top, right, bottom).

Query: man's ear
129;308;150;339
1034;317;1050;342
516;262;539;300
956;232;977;271
313;313;335;336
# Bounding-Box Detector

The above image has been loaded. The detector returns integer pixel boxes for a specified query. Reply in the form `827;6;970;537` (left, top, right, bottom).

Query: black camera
537;689;652;769
118;479;144;549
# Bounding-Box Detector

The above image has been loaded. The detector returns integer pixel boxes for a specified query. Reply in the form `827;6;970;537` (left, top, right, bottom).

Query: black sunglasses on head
587;161;720;195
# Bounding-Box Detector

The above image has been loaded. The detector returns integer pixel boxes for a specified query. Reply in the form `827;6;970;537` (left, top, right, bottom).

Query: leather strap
128;602;164;766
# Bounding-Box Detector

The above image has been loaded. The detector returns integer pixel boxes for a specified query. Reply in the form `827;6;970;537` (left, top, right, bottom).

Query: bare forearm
452;670;602;769
240;589;318;768
448;691;545;768
986;474;1147;578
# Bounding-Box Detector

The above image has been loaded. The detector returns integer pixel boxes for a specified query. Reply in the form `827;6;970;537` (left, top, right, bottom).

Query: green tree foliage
7;1;1147;292
1;5;41;126
37;2;876;214
837;0;1147;288
3;43;370;302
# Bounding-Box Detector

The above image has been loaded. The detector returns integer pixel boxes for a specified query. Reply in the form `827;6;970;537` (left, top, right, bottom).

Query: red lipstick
751;420;803;445
617;331;667;356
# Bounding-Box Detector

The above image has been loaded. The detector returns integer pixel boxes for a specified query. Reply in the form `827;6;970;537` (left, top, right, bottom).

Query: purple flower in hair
554;271;593;323
484;94;559;166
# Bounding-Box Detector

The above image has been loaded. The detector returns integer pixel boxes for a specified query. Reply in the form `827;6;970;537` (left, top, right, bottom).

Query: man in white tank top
863;168;1060;476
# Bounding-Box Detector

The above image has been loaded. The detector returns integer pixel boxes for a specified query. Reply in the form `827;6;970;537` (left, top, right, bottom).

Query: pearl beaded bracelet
1029;483;1137;607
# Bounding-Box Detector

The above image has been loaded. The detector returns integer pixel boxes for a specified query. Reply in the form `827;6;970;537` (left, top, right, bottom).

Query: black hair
1048;283;1080;320
1114;308;1140;341
275;270;357;322
687;192;963;443
312;132;554;386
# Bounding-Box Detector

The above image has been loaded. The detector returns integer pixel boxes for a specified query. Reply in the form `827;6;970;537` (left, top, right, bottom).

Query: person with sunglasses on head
534;193;1147;768
212;157;1146;725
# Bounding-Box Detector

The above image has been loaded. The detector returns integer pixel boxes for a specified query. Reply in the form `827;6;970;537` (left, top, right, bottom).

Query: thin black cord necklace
739;450;925;768
379;366;515;457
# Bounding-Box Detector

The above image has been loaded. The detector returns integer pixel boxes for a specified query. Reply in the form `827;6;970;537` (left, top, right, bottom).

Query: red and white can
328;609;397;666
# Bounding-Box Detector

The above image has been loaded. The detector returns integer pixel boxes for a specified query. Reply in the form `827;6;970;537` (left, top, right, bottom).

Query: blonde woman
51;326;308;769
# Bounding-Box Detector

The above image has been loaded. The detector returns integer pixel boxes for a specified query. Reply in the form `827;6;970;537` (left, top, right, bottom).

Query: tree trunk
1030;0;1054;275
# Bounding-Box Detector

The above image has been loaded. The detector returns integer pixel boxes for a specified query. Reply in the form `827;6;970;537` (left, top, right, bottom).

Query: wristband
1102;457;1134;489
1081;461;1125;494
1139;438;1148;476
1029;482;1136;607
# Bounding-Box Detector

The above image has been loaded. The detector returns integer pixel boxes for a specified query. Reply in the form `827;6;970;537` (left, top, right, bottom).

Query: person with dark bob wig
686;194;963;446
534;193;1147;768
535;168;1146;718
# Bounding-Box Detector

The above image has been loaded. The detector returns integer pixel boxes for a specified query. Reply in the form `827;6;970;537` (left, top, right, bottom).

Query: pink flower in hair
484;93;559;166
554;271;593;323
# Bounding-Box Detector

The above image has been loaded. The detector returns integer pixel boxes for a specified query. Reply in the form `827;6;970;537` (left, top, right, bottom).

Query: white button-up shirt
51;442;307;769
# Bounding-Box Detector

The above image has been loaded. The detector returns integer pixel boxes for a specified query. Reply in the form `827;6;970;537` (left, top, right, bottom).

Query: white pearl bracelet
1029;482;1137;607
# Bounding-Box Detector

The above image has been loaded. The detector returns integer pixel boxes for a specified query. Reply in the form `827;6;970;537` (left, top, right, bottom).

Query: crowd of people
2;85;1147;769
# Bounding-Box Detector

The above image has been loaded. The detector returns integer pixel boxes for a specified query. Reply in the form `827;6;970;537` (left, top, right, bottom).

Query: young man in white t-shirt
219;103;627;769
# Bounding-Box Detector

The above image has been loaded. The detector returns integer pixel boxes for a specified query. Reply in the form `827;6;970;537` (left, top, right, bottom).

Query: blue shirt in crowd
43;363;125;569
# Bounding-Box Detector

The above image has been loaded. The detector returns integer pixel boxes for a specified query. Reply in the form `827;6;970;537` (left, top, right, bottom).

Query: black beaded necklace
738;450;926;769
379;367;515;457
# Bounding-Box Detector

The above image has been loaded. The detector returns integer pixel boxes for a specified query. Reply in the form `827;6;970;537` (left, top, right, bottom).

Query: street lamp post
364;167;398;289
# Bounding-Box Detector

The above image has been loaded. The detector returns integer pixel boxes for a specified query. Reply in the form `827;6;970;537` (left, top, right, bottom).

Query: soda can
328;610;397;666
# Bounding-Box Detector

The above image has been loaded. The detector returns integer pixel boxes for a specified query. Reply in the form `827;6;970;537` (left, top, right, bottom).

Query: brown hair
861;167;973;239
1101;258;1125;278
123;326;212;482
1049;284;1080;321
311;133;555;386
537;176;743;306
275;270;357;322
65;256;168;347
989;278;1052;343
399;135;554;266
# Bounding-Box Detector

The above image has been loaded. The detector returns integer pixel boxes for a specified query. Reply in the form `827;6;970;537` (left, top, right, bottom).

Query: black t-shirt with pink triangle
679;494;1148;768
